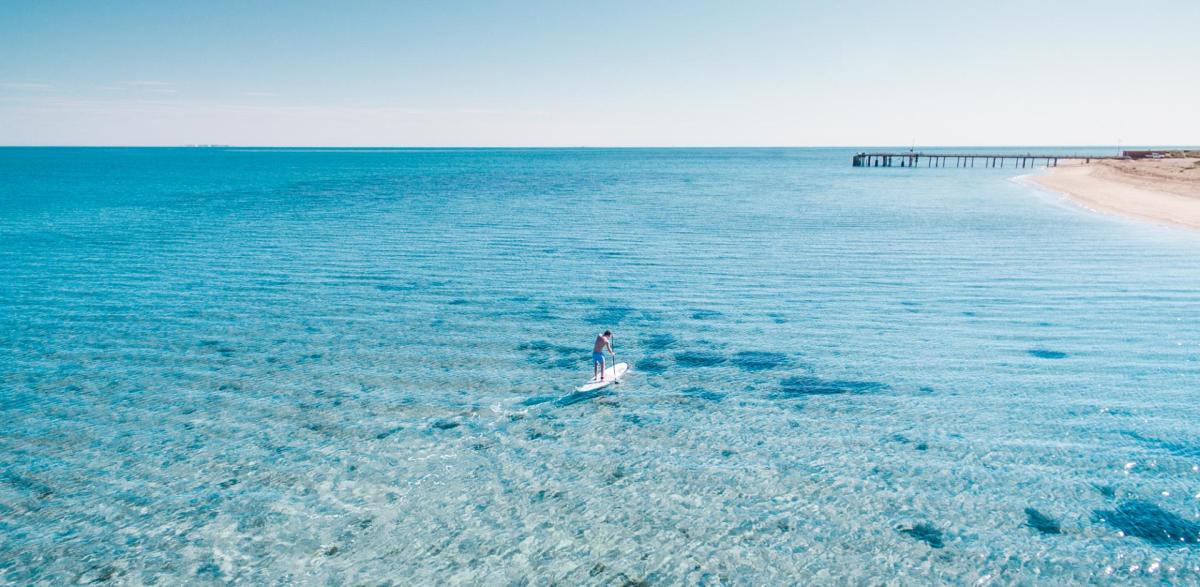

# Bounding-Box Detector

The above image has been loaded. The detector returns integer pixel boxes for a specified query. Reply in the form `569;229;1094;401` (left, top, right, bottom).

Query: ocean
2;147;1198;584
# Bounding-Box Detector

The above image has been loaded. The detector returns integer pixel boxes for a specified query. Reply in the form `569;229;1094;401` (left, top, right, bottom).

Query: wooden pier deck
852;152;1127;168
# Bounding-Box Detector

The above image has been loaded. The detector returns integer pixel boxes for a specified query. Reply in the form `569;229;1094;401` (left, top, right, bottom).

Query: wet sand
1032;158;1200;230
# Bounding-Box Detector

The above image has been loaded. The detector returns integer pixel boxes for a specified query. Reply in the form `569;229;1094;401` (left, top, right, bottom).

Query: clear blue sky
1;0;1196;146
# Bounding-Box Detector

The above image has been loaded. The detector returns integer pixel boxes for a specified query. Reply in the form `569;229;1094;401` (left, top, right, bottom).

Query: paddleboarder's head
603;330;612;338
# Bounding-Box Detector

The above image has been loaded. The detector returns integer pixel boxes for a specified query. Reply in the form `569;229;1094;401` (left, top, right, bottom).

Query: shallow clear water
2;147;1199;584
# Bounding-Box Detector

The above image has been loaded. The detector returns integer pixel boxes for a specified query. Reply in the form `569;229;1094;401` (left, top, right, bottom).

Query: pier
852;152;1128;168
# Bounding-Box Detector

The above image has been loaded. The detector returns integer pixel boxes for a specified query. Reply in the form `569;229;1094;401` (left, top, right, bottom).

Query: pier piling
853;151;1125;170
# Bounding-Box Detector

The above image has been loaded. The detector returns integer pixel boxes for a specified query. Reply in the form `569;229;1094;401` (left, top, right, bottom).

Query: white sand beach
1032;158;1200;230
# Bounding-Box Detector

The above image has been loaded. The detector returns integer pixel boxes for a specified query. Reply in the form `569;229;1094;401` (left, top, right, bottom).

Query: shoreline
1029;158;1200;230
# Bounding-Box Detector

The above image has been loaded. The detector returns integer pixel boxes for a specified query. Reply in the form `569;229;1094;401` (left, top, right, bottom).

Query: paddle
610;335;618;384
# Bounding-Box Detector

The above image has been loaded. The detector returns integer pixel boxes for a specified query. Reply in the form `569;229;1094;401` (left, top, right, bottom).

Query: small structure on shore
1122;150;1200;160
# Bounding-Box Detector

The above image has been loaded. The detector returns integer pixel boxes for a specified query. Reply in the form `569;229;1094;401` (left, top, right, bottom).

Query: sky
1;0;1197;147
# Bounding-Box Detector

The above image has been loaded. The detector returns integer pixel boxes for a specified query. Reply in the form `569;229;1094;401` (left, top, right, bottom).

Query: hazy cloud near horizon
1;0;1197;147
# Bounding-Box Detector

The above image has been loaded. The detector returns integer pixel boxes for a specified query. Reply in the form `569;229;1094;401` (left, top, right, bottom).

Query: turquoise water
2;147;1199;584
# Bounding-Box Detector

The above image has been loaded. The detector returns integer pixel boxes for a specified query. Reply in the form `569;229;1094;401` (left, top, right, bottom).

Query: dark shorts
592;352;606;364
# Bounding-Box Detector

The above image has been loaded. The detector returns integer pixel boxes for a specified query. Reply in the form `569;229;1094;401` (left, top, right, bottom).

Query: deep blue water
2;147;1199;584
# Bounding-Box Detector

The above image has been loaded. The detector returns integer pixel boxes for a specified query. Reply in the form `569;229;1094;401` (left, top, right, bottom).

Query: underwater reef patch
374;426;404;440
897;522;944;548
641;333;678;351
637;358;669;374
682;387;725;402
730;351;791;372
1118;430;1200;459
1027;348;1068;359
777;375;886;397
1095;500;1200;545
585;306;634;326
674;351;727;368
376;283;418;293
1024;508;1062;535
518;340;583;370
1;471;54;499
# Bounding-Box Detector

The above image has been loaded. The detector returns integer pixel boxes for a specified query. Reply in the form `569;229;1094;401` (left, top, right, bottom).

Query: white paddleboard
576;362;629;392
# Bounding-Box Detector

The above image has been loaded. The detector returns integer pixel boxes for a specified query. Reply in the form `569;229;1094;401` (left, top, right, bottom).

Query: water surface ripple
2;147;1199;584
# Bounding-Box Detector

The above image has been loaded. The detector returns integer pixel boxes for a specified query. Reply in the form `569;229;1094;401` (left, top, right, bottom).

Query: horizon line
0;144;1186;150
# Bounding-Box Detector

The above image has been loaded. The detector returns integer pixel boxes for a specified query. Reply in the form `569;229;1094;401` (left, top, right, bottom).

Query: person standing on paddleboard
592;330;615;381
